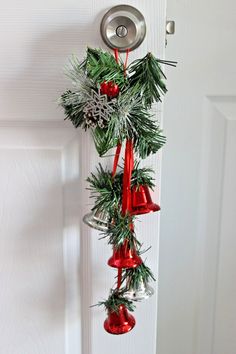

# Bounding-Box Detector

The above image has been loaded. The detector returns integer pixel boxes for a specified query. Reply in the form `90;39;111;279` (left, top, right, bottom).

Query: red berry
100;81;119;98
107;82;120;98
100;81;108;95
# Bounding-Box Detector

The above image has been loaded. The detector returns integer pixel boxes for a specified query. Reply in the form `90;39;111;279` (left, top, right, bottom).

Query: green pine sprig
97;289;135;314
132;163;156;188
91;87;166;157
86;163;122;214
128;52;177;108
101;211;140;249
60;90;86;128
86;162;156;218
122;263;156;290
84;47;127;88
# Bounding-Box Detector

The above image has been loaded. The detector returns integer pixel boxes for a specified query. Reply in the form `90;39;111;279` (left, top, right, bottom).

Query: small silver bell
83;209;110;231
123;278;154;301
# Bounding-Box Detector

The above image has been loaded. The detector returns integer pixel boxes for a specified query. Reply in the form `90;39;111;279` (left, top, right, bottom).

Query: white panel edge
195;96;235;354
62;138;82;354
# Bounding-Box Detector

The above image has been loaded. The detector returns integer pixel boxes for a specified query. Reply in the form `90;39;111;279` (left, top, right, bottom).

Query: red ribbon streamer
117;268;122;289
112;49;133;290
124;48;130;77
112;142;122;179
114;48;119;64
122;139;134;215
117;139;134;289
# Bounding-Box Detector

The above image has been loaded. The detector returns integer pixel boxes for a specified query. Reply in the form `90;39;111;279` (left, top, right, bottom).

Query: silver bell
83;209;110;231
123;278;154;301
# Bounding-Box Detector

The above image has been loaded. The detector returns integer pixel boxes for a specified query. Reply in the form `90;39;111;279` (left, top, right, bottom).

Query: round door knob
100;5;146;52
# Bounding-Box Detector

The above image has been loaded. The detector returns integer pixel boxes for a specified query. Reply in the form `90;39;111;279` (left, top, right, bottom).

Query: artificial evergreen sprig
86;163;122;214
97;289;135;314
128;52;177;108
59;48;173;158
132;163;156;189
101;211;140;250
60;90;86;128
86;163;156;216
82;47;127;88
122;263;156;290
66;55;95;92
92;87;166;157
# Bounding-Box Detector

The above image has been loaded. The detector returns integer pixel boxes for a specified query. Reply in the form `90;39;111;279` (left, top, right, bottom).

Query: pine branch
128;52;177;108
66;55;95;91
86;163;122;214
59;90;86;128
133;124;166;159
86;163;156;217
59;56;97;129
97;289;135;313
91;88;166;157
132;163;155;188
85;48;127;88
101;211;140;249
92;125;120;157
122;263;156;290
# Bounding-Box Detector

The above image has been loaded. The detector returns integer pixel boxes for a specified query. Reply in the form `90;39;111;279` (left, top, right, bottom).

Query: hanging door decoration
60;47;176;335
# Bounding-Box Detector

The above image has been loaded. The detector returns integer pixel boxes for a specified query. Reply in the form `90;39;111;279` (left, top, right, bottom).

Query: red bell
131;185;160;215
108;240;142;269
104;305;136;335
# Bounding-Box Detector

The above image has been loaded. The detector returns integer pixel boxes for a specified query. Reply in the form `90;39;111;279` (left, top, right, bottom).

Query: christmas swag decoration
60;47;176;335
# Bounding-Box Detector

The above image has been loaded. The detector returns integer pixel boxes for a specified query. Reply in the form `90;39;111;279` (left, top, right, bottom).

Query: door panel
213;109;236;354
197;97;236;354
0;124;76;354
0;149;64;354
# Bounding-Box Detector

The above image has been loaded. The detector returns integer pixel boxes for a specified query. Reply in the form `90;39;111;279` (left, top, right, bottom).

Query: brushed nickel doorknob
100;5;146;52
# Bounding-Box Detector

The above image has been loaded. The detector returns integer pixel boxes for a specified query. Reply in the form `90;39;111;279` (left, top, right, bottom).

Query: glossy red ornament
108;240;142;269
100;81;120;98
130;185;160;215
104;305;136;335
100;81;109;95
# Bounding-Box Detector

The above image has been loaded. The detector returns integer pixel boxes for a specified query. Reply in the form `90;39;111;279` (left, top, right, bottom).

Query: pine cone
84;109;97;128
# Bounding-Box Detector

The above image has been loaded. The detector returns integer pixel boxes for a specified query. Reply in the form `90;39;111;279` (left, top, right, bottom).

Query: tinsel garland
59;47;176;334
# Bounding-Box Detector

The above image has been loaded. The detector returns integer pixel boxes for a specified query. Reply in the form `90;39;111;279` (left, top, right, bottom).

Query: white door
0;1;165;354
159;0;236;354
0;1;235;354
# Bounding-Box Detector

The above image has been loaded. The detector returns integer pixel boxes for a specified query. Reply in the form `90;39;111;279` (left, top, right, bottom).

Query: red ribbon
122;139;134;215
112;49;133;290
124;48;130;77
116;139;134;289
112;142;122;179
114;48;119;64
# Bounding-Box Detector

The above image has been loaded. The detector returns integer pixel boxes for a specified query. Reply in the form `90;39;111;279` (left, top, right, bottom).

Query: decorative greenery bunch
86;163;156;250
60;48;176;158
